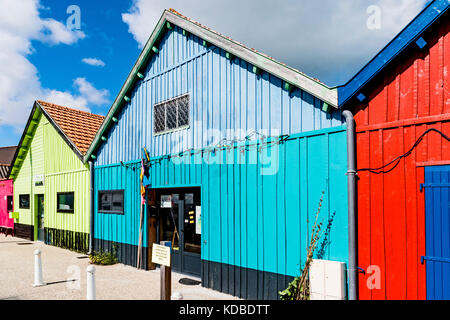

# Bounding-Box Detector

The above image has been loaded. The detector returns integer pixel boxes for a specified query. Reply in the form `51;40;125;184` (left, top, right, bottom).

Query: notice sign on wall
151;243;171;267
160;195;172;208
34;175;44;187
195;206;201;235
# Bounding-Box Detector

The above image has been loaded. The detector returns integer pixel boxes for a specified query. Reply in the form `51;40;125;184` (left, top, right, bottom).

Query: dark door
422;165;450;300
178;200;201;276
36;195;45;242
155;188;201;277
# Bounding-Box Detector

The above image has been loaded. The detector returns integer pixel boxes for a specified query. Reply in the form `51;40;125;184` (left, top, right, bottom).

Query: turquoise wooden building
85;9;348;299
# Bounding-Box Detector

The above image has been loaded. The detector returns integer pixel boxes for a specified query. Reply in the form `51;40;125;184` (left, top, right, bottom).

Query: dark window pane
178;96;189;127
166;100;177;130
7;196;13;212
112;192;124;212
154;104;165;133
19;195;30;209
57;192;74;213
100;193;111;211
99;190;124;214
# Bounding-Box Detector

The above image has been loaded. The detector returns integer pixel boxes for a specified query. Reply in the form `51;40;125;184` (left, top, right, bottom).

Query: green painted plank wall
13;108;90;239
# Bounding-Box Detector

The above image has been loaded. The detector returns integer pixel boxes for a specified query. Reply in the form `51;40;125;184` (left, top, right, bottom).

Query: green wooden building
9;100;104;252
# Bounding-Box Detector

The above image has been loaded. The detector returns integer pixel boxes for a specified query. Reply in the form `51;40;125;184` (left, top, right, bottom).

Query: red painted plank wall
354;18;449;300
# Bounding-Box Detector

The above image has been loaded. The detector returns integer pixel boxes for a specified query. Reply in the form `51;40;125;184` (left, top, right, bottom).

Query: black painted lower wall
202;260;294;300
93;238;148;270
14;223;34;241
44;228;89;253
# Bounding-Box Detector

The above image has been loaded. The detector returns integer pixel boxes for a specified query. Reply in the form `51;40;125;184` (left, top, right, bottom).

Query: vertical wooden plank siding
94;26;342;166
13;111;45;227
0;180;14;229
354;18;449;300
43;119;91;235
12;109;90;249
94;128;349;278
92;21;348;298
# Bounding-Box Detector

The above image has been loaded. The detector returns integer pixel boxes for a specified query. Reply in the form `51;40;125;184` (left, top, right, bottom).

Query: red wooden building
339;0;449;300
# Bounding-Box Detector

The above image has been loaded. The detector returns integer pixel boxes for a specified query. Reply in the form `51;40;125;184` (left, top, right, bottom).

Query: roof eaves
7;102;40;179
338;0;449;108
83;10;177;163
84;9;338;162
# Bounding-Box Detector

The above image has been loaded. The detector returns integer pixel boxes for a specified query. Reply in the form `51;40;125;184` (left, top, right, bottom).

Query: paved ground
0;235;239;300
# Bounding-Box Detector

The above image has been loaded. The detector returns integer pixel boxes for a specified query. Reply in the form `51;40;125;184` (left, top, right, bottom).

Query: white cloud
43;78;109;111
121;0;429;85
0;0;105;134
73;77;109;106
82;57;106;67
39;18;86;45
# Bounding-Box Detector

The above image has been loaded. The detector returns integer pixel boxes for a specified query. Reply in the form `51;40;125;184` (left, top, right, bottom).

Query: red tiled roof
37;101;105;155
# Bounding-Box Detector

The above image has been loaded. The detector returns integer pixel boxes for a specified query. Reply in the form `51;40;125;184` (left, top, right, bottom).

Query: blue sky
30;1;139;110
0;0;430;147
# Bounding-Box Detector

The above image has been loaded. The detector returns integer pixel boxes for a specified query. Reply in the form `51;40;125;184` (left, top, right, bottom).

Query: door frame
34;194;44;241
422;165;450;300
149;185;202;278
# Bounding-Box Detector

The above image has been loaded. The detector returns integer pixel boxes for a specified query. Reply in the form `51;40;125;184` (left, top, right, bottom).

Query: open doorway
147;187;201;277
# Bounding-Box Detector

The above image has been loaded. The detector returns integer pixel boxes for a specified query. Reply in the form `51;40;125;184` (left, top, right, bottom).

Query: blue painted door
423;165;450;300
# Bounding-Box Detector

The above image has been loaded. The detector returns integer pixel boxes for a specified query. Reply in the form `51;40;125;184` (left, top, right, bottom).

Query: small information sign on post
152;242;172;300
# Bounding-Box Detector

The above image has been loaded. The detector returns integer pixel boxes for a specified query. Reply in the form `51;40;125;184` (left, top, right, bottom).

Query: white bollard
86;265;96;300
171;291;183;300
33;249;45;287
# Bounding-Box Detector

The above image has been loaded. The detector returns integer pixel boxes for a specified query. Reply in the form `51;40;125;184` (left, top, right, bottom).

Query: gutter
342;110;357;300
88;161;95;254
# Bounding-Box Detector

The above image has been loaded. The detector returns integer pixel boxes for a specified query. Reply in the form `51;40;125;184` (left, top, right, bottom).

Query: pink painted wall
0;179;14;228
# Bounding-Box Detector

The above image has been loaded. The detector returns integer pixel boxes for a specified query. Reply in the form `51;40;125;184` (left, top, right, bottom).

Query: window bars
154;93;190;135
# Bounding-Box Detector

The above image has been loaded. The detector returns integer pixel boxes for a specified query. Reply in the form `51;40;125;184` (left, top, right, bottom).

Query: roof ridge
84;8;339;161
167;8;327;86
36;100;105;156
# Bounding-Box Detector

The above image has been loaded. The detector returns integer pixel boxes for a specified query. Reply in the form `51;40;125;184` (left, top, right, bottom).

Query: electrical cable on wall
142;130;290;167
357;128;450;175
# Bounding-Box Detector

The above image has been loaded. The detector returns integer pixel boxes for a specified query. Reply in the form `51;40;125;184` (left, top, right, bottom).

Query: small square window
57;192;74;213
19;194;30;209
98;190;124;214
154;94;189;134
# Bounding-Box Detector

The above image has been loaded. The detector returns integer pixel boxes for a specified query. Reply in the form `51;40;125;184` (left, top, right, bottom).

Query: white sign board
160;195;172;208
151;243;171;267
195;206;201;235
33;175;44;186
